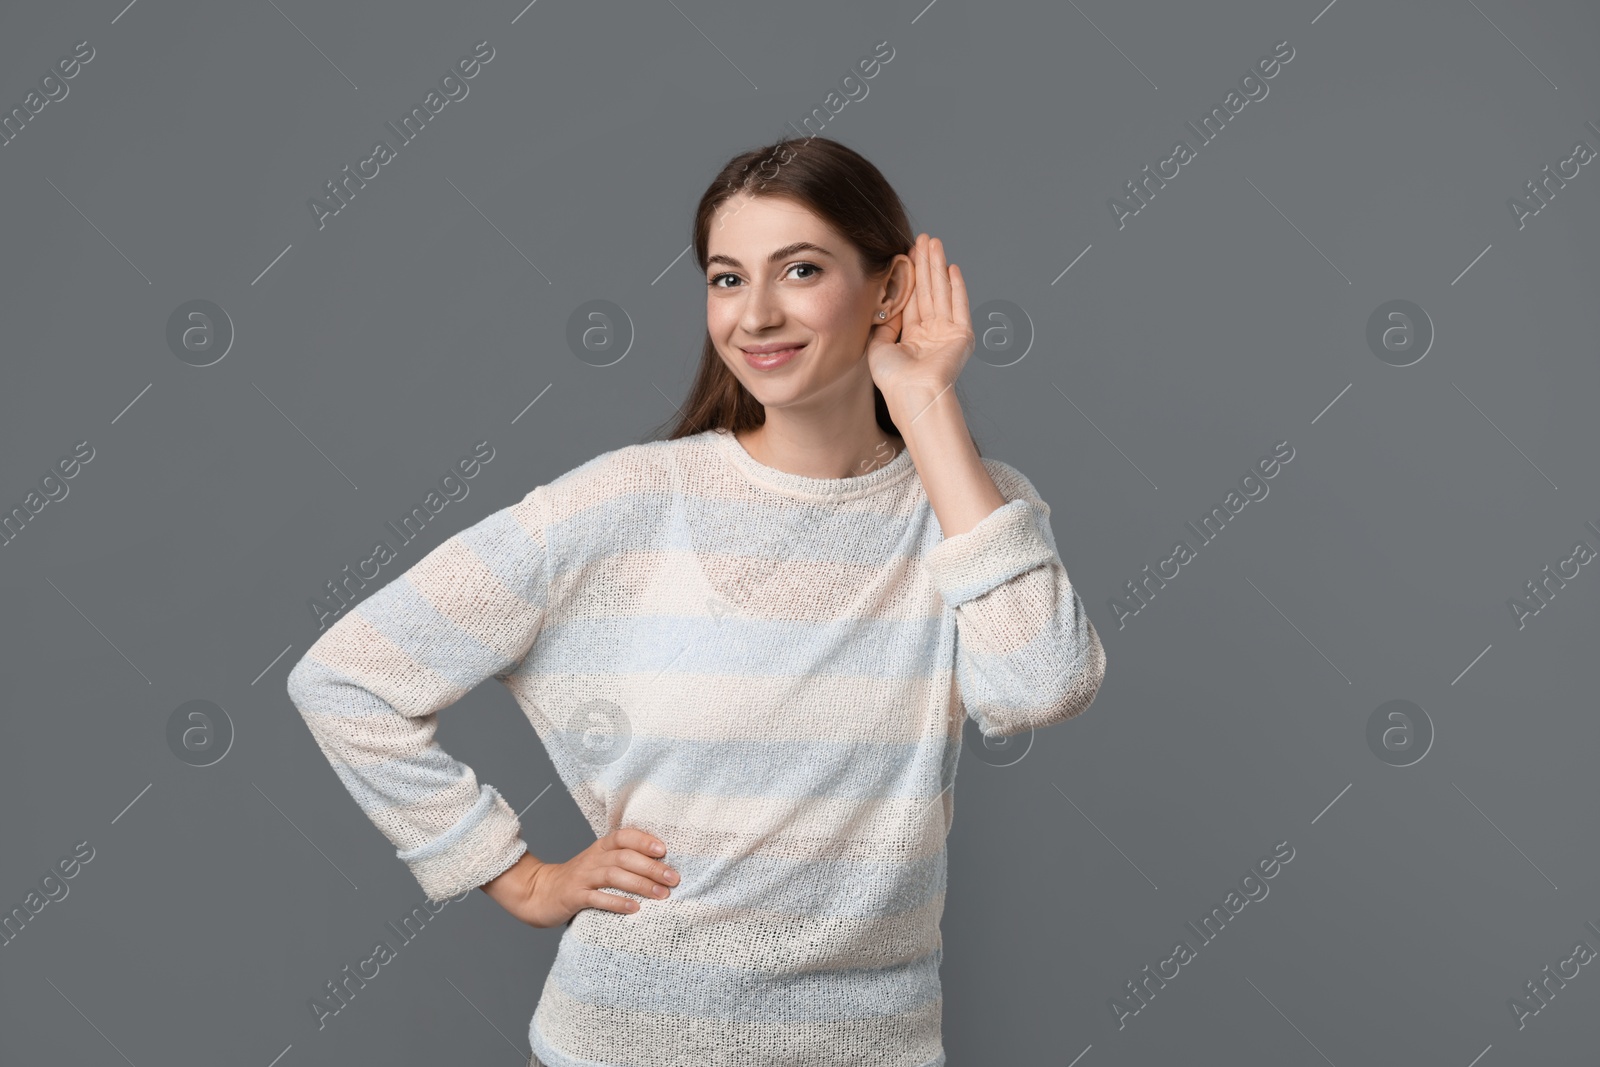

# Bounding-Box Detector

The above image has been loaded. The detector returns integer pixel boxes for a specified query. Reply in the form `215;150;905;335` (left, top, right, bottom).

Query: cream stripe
541;438;925;523
297;705;441;764
946;565;1059;654
405;536;542;660
605;780;951;863
566;891;946;971
533;978;943;1067
303;613;468;718
546;549;947;624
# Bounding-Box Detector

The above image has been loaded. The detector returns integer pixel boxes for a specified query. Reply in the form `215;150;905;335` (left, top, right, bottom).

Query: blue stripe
333;729;953;825
287;656;400;719
526;614;948;679
551;733;953;800
394;783;499;861
326;744;477;812
548;489;933;568
953;586;1098;713
355;572;519;690
456;506;549;608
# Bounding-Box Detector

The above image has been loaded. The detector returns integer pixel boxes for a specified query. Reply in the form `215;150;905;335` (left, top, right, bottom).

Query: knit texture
286;427;1107;1067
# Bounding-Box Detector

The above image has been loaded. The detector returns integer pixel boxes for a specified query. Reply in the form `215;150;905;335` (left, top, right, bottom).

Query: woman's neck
735;417;904;480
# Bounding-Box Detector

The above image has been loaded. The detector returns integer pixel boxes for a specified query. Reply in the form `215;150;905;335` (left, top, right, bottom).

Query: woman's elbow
285;652;331;711
1058;631;1108;722
1036;636;1107;729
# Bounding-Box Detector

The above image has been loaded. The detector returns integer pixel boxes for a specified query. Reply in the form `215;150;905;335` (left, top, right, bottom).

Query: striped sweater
285;426;1107;1067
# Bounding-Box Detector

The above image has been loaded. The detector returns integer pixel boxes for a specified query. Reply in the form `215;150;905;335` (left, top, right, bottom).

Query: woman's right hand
480;827;679;929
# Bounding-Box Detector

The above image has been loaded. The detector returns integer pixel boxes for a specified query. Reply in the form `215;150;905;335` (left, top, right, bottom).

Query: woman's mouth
741;342;805;370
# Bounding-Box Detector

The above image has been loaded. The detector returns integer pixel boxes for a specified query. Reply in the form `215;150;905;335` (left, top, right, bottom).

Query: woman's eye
707;263;820;289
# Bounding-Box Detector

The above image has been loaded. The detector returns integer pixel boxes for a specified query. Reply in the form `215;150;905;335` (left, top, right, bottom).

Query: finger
610;848;680;887
900;286;921;337
901;239;924;336
614;826;667;857
588;888;640;914
914;234;934;326
949;263;971;331
599;864;673;899
928;237;952;324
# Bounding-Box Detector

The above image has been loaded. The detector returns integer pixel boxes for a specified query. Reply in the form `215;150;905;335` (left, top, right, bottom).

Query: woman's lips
742;343;805;370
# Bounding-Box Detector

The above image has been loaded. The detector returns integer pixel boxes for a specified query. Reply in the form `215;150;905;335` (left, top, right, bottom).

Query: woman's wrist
480;850;544;904
884;380;957;430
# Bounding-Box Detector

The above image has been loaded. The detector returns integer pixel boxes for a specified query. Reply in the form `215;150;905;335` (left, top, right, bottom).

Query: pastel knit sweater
285;426;1106;1067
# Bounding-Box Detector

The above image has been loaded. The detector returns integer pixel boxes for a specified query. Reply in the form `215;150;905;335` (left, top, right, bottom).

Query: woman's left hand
866;233;975;417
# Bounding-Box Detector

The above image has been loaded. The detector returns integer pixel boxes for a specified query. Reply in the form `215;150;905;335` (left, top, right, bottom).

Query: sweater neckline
705;427;917;501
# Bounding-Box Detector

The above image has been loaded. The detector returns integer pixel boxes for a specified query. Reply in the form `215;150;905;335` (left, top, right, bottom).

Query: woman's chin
738;375;802;405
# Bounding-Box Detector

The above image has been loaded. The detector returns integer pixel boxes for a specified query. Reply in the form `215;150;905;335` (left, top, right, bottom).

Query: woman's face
704;193;894;415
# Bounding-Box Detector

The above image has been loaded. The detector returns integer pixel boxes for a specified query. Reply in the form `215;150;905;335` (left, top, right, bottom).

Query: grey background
2;0;1597;1064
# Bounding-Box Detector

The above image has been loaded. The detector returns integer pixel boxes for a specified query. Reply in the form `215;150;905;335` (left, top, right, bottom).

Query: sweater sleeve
285;486;553;901
922;462;1106;738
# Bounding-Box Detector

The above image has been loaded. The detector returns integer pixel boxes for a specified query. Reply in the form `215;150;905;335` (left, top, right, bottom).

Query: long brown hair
651;135;977;455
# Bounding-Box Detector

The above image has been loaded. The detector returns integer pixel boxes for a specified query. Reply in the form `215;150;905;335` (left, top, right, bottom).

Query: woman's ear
878;253;916;322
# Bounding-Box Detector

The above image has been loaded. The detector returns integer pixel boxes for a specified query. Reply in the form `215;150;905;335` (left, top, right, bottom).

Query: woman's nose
739;286;783;330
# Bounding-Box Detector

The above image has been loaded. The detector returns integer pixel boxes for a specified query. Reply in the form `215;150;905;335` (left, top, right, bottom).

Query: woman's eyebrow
706;242;835;269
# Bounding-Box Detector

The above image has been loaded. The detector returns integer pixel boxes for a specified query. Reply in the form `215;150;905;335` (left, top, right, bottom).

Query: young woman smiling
287;136;1107;1067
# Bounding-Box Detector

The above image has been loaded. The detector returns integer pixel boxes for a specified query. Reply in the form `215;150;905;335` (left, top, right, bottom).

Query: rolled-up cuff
924;498;1057;607
396;783;528;901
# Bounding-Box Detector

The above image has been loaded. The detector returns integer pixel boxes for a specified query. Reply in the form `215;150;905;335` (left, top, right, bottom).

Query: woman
286;136;1107;1067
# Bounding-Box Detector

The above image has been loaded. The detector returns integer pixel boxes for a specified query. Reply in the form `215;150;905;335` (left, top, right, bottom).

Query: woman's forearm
890;384;1006;538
